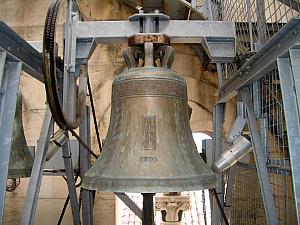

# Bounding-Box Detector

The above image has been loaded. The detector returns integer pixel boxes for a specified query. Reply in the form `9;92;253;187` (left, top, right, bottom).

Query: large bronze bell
82;43;217;193
8;93;34;179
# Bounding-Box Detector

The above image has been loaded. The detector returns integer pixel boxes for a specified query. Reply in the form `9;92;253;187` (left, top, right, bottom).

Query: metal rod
115;193;143;219
80;106;93;225
216;63;223;87
69;129;98;158
57;195;70;225
87;75;102;152
61;142;81;225
211;103;224;225
144;42;154;67
0;59;22;224
245;0;254;52
0;22;44;82
142;193;155;225
255;0;267;48
210;188;230;225
239;86;279;225
277;55;300;223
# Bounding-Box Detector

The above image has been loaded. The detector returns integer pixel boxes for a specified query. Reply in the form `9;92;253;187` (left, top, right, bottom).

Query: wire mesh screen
209;0;299;224
211;0;223;20
225;69;297;224
211;0;300;81
259;69;297;224
221;0;300;53
229;163;267;225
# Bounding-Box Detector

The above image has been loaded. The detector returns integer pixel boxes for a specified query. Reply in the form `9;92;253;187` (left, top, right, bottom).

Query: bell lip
7;168;32;179
81;175;217;193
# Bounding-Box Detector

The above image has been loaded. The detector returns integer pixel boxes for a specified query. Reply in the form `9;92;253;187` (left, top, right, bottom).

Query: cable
87;75;103;153
200;151;229;225
68;129;98;158
57;195;70;225
210;188;230;225
57;173;81;225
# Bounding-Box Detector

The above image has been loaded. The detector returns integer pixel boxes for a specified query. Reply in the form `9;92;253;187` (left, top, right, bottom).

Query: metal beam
0;22;43;83
227;116;246;143
20;108;53;225
277;55;300;223
61;143;81;225
255;0;267;49
239;86;279;225
115;193;143;219
75;38;96;63
80;107;93;225
201;37;236;63
0;59;22;224
76;20;235;62
211;103;225;225
76;20;235;43
218;18;300;103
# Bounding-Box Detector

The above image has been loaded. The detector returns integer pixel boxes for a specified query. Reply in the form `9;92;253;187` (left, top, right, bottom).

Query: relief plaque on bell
143;115;156;150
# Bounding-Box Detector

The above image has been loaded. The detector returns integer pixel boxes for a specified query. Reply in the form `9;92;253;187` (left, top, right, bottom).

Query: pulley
43;0;87;130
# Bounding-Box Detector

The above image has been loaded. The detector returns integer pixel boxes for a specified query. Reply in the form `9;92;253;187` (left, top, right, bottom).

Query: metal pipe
142;193;155;225
144;16;153;33
210;188;230;225
144;42;154;67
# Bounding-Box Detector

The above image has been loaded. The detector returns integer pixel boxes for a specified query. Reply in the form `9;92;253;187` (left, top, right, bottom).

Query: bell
82;44;217;193
7;93;34;179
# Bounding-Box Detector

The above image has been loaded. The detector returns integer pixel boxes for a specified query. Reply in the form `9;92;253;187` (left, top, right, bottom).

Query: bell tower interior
0;0;299;225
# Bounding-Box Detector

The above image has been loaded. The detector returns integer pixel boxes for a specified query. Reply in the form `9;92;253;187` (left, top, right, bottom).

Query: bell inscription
143;114;156;150
140;156;158;163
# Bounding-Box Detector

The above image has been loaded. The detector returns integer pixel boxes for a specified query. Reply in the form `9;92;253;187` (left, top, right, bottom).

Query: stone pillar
155;192;190;225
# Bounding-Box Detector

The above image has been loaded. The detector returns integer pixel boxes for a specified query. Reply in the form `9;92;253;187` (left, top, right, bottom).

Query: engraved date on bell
140;156;158;163
143;114;156;150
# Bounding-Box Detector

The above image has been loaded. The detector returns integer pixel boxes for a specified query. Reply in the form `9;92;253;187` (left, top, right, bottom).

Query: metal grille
211;0;223;20
259;69;297;225
218;62;238;82
209;0;299;224
221;0;300;53
230;163;267;225
212;0;300;81
225;69;297;224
